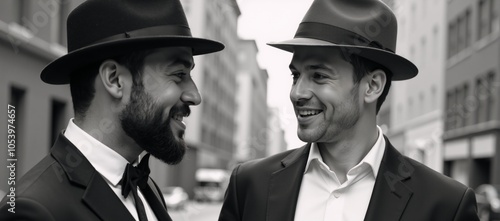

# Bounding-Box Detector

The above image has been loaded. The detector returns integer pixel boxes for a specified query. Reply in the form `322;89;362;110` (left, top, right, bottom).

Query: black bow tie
118;153;173;221
120;153;151;198
120;153;151;221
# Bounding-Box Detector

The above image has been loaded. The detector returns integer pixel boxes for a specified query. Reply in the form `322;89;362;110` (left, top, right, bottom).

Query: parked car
476;184;500;221
161;186;189;210
193;168;229;202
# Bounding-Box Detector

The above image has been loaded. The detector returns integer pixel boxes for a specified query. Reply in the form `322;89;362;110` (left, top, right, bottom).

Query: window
465;9;471;48
445;91;456;130
17;0;28;26
448;22;458;58
478;0;491;39
476;72;495;123
492;0;499;33
457;16;466;51
455;86;464;127
462;84;470;125
459;9;472;50
448;8;472;58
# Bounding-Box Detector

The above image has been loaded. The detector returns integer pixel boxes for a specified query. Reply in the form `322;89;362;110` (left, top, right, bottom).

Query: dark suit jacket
0;134;172;221
219;137;479;221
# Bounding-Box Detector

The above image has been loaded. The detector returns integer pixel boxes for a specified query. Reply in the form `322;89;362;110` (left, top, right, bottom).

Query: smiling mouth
172;113;188;121
298;110;323;118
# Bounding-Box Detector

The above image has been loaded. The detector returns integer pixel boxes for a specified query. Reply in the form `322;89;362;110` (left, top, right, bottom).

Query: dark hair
69;51;150;120
342;53;393;114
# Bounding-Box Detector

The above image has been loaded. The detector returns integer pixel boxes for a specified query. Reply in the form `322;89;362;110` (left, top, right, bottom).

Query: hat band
87;25;193;49
295;22;393;53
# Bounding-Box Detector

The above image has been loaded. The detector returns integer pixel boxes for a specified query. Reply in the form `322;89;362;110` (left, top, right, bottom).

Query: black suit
219;137;479;221
0;134;172;221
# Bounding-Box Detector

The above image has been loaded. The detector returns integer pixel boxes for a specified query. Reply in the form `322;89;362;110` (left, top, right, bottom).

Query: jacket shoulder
236;148;303;178
0;154;62;220
397;156;479;220
404;156;468;192
15;155;61;196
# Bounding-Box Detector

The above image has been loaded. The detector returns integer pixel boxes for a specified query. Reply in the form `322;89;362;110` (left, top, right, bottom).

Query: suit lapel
267;144;310;221
82;172;135;221
144;179;172;221
51;134;135;221
364;137;413;221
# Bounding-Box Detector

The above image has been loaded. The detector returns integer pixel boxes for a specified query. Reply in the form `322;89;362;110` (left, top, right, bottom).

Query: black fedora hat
41;0;225;85
268;0;418;81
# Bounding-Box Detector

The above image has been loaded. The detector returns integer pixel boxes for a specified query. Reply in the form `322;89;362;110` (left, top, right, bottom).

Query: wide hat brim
268;38;418;81
41;36;224;85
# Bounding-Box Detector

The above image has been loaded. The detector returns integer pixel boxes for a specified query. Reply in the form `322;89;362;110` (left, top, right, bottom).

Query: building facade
387;0;447;173
443;0;500;188
0;0;83;194
234;39;269;162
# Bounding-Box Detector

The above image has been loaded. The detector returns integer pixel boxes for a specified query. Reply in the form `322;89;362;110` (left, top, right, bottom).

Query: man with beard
219;0;479;221
0;0;223;220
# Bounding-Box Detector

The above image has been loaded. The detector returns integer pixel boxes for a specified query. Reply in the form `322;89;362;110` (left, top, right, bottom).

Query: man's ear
99;59;125;99
364;69;387;104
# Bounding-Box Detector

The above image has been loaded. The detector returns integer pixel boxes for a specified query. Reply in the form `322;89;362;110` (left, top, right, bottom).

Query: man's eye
313;73;327;80
291;72;299;84
174;72;187;79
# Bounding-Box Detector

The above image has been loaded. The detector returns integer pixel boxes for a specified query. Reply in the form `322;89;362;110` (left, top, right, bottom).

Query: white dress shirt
64;118;158;221
294;126;386;221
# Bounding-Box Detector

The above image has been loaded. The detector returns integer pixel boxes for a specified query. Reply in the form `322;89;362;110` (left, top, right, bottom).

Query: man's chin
297;129;322;143
149;149;185;165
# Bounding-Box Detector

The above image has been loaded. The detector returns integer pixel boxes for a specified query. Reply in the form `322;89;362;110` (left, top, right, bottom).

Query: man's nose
181;79;202;106
290;77;312;105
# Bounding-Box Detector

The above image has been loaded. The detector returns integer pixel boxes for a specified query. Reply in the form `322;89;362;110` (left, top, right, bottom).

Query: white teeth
298;110;322;116
172;115;183;121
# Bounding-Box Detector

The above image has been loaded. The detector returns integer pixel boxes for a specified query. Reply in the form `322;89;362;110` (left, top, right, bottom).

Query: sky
236;0;314;149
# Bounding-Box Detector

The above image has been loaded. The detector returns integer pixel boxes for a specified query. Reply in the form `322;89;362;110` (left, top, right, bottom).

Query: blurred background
0;0;499;220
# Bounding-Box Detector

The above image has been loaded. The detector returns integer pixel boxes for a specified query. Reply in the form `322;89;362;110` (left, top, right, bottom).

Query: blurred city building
443;0;500;188
0;0;82;195
234;39;269;162
387;0;447;173
266;107;288;157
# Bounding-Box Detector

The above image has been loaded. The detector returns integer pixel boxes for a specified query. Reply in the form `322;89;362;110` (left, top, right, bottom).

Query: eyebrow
289;63;331;71
174;57;195;70
307;64;330;71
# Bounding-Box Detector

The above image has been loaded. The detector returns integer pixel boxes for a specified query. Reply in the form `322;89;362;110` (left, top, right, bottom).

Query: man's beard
120;82;190;165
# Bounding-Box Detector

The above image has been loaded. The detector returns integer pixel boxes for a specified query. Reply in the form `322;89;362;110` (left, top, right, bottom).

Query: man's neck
317;125;379;184
74;117;142;163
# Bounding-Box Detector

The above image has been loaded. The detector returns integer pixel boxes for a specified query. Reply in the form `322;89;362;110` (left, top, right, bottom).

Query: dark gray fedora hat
268;0;418;80
41;0;225;85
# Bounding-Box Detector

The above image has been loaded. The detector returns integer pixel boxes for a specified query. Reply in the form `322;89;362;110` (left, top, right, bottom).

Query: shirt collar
63;118;140;186
304;126;386;177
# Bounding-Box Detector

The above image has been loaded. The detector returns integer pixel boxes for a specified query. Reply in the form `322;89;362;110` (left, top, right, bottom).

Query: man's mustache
169;104;191;117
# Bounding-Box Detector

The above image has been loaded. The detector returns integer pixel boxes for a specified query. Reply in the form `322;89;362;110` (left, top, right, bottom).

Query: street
169;202;222;221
